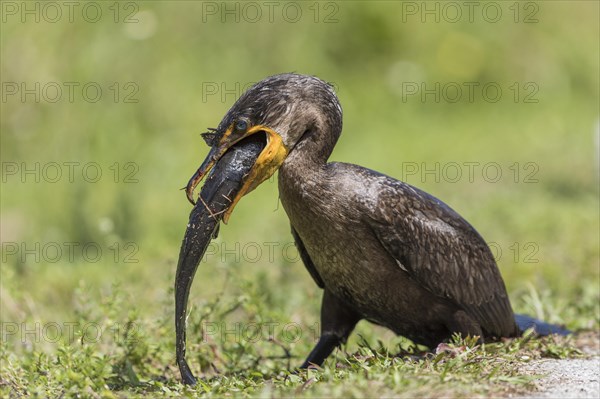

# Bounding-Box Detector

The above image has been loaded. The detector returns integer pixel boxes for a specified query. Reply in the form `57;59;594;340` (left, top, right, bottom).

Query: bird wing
291;225;325;288
367;176;516;337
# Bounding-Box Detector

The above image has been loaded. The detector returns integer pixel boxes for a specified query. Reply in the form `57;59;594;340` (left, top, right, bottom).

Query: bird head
185;73;342;222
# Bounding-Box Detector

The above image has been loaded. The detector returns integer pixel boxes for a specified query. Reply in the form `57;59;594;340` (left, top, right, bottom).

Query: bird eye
235;120;248;131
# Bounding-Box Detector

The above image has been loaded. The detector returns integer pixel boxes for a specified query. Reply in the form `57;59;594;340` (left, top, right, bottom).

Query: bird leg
300;289;361;368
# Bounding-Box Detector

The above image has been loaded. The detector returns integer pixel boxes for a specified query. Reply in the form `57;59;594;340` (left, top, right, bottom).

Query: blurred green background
1;0;598;360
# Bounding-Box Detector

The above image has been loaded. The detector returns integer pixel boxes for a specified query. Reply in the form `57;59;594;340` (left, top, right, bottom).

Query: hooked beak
185;124;289;223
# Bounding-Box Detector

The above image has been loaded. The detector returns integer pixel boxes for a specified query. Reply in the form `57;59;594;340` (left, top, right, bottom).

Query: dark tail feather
515;314;571;336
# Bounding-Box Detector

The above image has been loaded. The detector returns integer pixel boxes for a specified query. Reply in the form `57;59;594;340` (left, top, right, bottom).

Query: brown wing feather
291;225;325;288
368;176;517;337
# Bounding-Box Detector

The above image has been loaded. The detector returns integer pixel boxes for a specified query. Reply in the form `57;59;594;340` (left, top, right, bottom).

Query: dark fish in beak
175;134;265;385
185;124;288;224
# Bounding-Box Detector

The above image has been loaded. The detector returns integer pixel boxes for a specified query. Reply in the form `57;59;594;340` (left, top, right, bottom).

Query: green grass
0;282;594;398
1;1;599;397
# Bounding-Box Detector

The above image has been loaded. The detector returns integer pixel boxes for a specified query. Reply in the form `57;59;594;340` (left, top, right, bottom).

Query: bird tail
514;314;571;336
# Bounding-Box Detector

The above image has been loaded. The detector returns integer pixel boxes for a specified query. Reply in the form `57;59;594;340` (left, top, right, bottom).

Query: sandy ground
517;357;599;398
515;332;600;399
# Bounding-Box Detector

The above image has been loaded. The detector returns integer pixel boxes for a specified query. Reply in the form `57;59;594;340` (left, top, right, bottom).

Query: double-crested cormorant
176;73;569;385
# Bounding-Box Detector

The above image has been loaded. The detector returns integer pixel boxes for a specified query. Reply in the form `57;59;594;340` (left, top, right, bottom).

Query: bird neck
279;144;326;185
278;113;342;195
290;116;341;163
278;129;332;202
278;149;327;224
